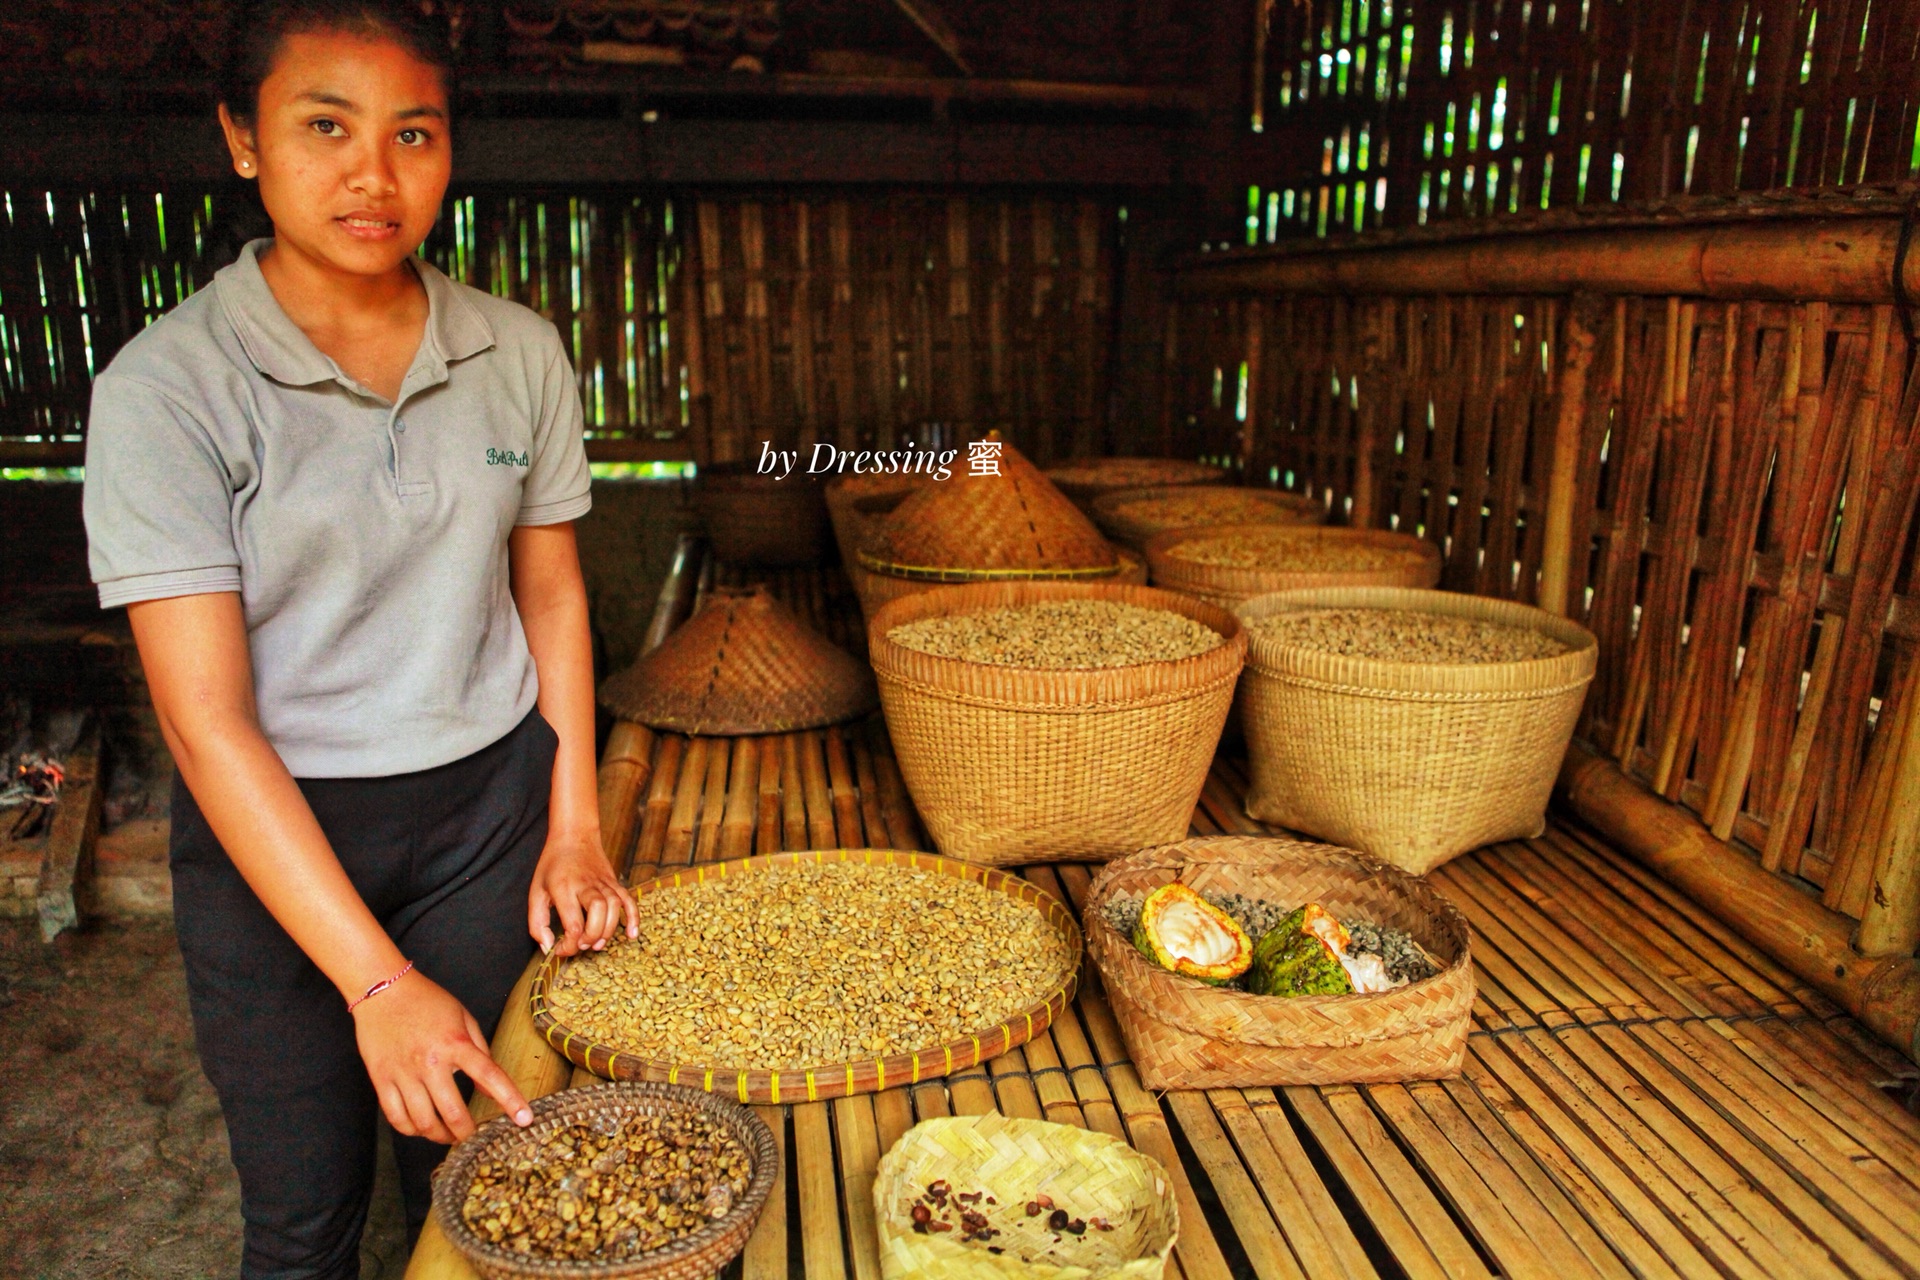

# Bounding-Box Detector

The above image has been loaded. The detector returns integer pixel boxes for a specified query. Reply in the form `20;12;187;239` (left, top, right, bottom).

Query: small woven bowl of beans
432;1081;778;1280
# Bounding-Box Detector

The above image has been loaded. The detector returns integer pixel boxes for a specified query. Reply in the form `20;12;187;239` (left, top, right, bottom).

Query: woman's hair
220;0;453;123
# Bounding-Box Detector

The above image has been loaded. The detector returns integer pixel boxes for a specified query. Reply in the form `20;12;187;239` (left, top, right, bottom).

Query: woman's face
219;29;450;278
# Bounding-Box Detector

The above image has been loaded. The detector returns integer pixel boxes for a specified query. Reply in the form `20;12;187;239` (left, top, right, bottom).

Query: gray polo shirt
83;240;592;778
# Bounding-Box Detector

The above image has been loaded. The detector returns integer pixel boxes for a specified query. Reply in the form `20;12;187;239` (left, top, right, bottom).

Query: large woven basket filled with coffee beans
1091;484;1323;551
853;436;1138;622
1144;524;1441;610
431;1081;778;1279
869;581;1246;865
1236;587;1596;874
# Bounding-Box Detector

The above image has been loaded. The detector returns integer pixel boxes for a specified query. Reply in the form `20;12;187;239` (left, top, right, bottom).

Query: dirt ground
0;917;408;1279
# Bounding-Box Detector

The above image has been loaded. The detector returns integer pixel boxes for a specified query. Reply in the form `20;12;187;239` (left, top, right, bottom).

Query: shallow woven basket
869;581;1246;865
1236;587;1597;874
431;1082;779;1280
1041;457;1228;512
873;1115;1178;1280
1144;525;1441;610
696;463;830;568
1091;485;1323;550
597;587;876;734
1084;836;1474;1089
853;545;1148;622
530;849;1083;1103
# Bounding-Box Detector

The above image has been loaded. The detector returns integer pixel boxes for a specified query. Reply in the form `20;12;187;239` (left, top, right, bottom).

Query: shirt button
395;419;407;433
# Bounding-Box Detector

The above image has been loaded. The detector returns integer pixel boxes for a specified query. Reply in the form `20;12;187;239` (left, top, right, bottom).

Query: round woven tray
1084;836;1475;1089
1041;457;1228;510
530;850;1083;1103
1235;587;1597;873
1091;485;1323;550
431;1081;779;1280
1143;524;1441;609
868;581;1246;865
873;1115;1179;1280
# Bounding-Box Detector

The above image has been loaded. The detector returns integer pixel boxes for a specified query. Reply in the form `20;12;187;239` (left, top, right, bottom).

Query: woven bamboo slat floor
406;566;1920;1280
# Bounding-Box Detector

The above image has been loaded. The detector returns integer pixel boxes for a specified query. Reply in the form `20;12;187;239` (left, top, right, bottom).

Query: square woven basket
1084;837;1475;1089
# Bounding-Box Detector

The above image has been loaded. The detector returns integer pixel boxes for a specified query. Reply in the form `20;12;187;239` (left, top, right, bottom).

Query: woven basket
597;587;876;735
826;472;928;568
1091;485;1322;550
531;849;1083;1103
1041;457;1228;512
1144;525;1441;610
873;1115;1178;1280
431;1082;779;1280
853;545;1148;622
1084;837;1474;1088
1236;587;1597;874
869;581;1245;865
696;463;830;568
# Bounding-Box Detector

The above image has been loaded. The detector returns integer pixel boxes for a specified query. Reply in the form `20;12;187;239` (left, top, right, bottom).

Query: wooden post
1535;295;1602;616
1858;686;1920;957
1558;743;1920;1059
36;724;99;943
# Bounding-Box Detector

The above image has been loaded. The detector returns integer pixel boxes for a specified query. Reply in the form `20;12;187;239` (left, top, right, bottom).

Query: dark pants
170;710;555;1280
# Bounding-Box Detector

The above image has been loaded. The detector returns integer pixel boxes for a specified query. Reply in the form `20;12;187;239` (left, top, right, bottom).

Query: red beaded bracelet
348;959;415;1012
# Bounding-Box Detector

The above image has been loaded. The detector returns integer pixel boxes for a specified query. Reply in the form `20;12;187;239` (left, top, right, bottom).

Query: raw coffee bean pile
1109;489;1316;530
1168;530;1420;572
1250;608;1569;663
887;600;1223;668
460;1110;751;1261
546;861;1075;1070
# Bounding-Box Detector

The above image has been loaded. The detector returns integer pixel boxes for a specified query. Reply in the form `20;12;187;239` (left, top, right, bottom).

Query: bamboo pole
1176;218;1918;302
1858;677;1920;957
1558;744;1920;1060
1536;295;1602;615
595;721;654;880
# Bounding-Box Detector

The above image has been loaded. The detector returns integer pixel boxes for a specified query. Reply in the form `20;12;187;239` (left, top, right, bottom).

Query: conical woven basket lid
857;436;1119;581
598;587;877;735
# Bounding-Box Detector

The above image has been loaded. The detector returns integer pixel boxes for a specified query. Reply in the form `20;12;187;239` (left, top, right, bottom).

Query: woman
81;3;637;1274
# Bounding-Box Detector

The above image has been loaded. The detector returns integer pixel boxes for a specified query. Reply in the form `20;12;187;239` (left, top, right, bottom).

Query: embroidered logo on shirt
486;448;531;467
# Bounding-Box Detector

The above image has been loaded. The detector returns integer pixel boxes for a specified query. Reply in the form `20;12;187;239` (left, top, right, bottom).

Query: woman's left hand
528;832;639;956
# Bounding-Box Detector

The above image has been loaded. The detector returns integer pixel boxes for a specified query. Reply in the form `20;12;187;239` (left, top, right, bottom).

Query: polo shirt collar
215;238;495;391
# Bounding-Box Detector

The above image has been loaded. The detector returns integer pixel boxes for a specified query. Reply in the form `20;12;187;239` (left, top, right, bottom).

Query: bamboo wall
1247;0;1920;239
1169;215;1920;960
0;187;1133;467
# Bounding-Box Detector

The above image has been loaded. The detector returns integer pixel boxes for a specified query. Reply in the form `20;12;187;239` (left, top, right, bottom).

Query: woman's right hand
351;971;533;1144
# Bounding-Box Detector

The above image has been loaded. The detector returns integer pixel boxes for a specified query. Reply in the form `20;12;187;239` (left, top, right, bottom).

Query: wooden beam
1558;743;1920;1061
887;0;973;76
1177;217;1920;303
0;114;1192;188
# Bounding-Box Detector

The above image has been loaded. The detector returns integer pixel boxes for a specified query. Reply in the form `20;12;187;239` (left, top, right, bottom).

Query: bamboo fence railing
0;188;1126;468
1170;207;1920;1058
1247;0;1920;241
